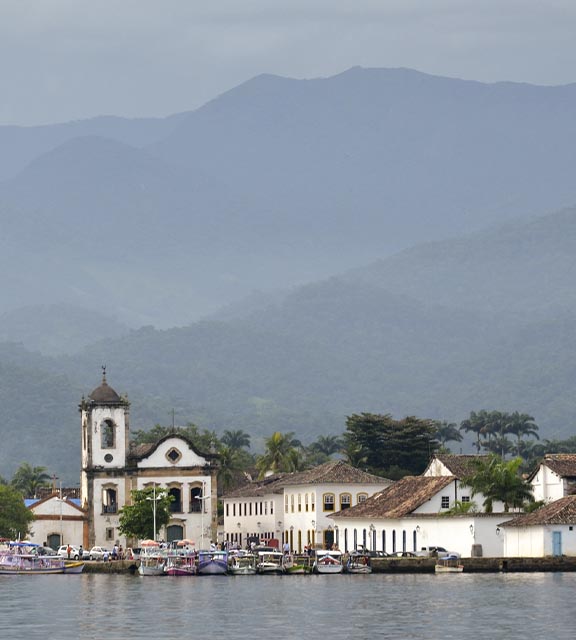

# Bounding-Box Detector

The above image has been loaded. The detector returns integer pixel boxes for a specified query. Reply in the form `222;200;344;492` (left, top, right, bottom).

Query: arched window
298;494;302;512
340;493;351;510
189;485;203;513
323;493;335;512
168;486;182;513
285;494;289;513
305;493;309;512
101;419;116;449
356;492;368;504
382;530;386;553
290;494;295;513
392;530;397;553
402;530;407;552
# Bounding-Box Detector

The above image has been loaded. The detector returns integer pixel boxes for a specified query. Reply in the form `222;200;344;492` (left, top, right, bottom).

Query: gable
136;436;209;469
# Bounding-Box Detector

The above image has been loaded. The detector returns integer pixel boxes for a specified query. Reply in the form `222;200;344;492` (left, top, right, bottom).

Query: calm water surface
1;572;575;639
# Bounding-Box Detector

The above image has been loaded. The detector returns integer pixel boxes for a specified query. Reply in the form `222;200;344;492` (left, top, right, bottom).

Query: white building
27;494;86;549
528;454;576;503
331;474;505;557
222;460;392;552
500;495;576;557
80;373;219;549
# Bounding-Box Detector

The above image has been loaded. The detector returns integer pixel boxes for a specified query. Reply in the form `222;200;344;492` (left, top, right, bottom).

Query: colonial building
330;475;505;558
80;372;219;549
500;495;576;557
222;460;391;552
528;454;576;503
27;494;86;549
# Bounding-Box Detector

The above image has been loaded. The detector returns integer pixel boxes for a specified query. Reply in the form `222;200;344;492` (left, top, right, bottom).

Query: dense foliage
118;486;173;540
0;485;34;539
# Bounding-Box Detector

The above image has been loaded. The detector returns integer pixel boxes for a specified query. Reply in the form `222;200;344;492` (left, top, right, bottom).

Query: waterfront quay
83;556;576;574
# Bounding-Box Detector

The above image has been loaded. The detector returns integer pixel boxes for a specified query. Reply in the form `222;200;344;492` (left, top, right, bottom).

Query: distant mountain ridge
2;67;576;325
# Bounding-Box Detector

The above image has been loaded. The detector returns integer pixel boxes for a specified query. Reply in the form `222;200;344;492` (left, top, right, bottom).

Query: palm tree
11;463;51;498
221;429;251;451
433;421;463;448
504;412;539;456
255;432;301;477
461;455;534;512
308;435;343;457
460;411;488;453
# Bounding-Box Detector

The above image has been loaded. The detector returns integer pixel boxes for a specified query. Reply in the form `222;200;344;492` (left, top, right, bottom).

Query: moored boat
283;553;312;574
256;548;284;574
138;542;167;576
346;551;372;574
313;549;344;574
197;550;228;575
0;542;73;575
164;554;196;576
227;551;257;575
435;555;464;573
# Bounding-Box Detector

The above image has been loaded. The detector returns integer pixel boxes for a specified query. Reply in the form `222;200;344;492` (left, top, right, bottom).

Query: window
340;493;351;510
233;503;236;517
249;503;252;516
264;502;268;515
168;486;182;513
311;494;315;511
285;495;289;513
102;486;118;514
226;503;229;517
270;501;274;515
166;448;182;463
305;493;309;512
298;494;302;512
357;493;368;504
323;493;335;512
462;496;470;503
101;419;116;449
190;486;203;513
441;496;450;509
106;527;115;541
290;495;295;513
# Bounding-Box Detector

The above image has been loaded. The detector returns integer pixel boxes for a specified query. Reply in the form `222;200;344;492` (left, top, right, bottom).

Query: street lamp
146;483;163;541
195;489;211;549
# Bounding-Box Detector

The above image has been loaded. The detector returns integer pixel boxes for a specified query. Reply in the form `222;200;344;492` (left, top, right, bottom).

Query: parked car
416;546;460;558
89;546;111;560
390;551;418;557
57;545;83;560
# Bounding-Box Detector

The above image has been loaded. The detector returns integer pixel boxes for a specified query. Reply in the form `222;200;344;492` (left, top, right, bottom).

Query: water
1;573;575;639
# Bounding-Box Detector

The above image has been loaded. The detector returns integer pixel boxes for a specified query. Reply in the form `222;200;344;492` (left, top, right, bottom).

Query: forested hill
3;203;576;481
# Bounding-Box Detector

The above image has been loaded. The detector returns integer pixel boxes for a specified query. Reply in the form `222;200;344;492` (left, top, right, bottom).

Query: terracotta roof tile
501;495;576;527
541;454;576;478
431;454;492;478
278;460;390;487
332;475;455;519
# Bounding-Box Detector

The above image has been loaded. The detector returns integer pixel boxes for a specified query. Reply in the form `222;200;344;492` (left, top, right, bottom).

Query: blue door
552;531;562;556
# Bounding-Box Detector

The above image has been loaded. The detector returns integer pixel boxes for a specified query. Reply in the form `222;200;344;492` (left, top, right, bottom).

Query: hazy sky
1;0;575;125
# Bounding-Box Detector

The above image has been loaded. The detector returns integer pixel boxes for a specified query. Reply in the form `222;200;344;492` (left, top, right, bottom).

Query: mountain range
0;67;575;482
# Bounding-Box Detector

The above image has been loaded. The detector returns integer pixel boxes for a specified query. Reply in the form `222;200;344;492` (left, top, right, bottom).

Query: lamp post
146;483;163;541
195;487;211;549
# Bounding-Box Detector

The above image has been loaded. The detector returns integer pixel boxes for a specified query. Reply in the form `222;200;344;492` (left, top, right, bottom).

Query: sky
1;0;575;125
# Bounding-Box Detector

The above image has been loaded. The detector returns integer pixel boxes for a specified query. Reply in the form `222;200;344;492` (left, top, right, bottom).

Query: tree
504;412;539;456
308;435;343;457
11;463;51;498
460;410;491;453
344;413;439;478
461;455;534;512
221;429;251;451
255;431;302;477
443;499;478;515
0;484;34;538
118;486;173;540
131;422;219;452
432;421;463;449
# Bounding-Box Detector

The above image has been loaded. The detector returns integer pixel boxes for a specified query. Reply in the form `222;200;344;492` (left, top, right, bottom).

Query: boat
435;554;464;573
64;561;86;574
164;553;196;576
0;542;74;575
227;551;257;575
196;550;228;575
313;549;344;574
346;551;372;574
138;542;167;576
283;553;312;574
255;548;284;574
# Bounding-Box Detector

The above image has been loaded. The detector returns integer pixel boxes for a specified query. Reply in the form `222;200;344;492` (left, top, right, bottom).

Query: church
79;371;219;549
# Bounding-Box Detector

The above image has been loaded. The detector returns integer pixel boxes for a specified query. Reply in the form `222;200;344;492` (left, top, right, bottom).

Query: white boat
138;543;166;576
346;551;372;574
0;542;78;575
435;555;464;573
313;549;344;574
197;550;228;575
164;554;196;576
256;548;284;574
227;551;257;575
283;553;312;574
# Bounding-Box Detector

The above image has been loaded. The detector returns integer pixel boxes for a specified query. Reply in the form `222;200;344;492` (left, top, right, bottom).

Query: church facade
80;373;219;549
